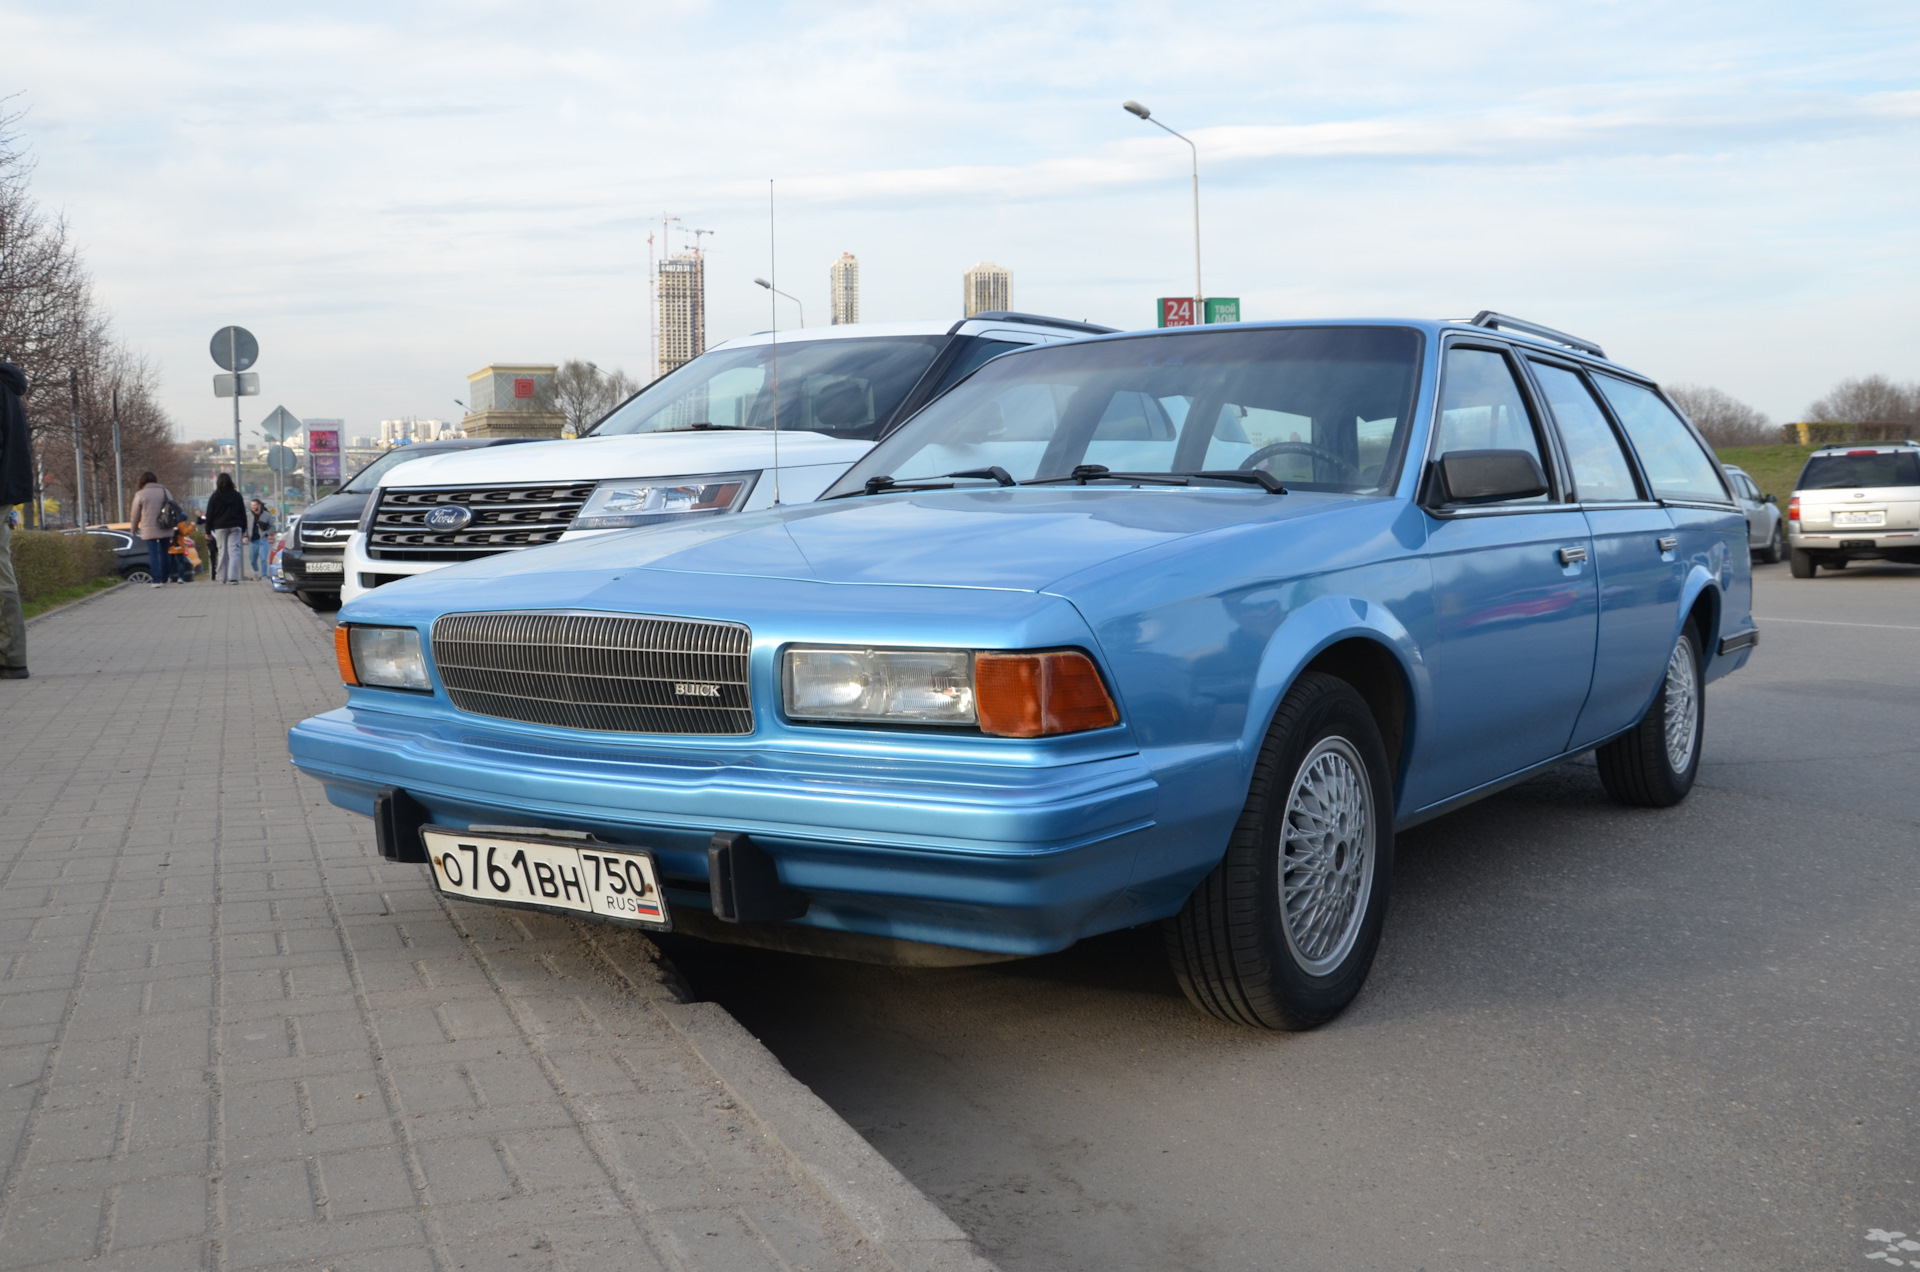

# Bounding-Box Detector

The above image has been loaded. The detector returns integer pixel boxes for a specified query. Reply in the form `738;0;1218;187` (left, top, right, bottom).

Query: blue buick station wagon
288;313;1756;1029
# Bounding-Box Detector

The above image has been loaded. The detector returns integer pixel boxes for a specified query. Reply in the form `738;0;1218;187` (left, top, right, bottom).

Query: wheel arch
1678;567;1722;668
1245;596;1429;811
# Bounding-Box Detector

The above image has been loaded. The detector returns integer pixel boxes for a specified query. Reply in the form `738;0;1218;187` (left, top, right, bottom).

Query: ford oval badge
423;505;473;531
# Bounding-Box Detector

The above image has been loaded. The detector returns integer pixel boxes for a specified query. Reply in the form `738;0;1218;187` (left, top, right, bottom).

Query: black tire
1757;523;1784;565
298;590;340;613
1165;671;1395;1030
1596;622;1703;808
1789;549;1816;579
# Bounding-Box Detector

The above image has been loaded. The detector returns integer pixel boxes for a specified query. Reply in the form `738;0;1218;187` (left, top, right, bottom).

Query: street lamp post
754;277;804;328
1123;100;1202;315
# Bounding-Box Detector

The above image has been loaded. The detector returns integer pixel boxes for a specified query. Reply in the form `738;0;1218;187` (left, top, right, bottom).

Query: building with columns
830;253;860;325
963;261;1011;317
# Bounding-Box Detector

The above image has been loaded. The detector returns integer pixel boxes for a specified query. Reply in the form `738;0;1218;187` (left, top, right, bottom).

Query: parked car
73;526;154;583
1786;441;1920;577
269;524;293;593
289;312;1756;1031
337;313;1114;604
285;438;541;611
1722;464;1784;563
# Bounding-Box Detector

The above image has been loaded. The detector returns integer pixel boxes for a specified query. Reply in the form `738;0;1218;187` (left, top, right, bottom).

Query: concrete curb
24;578;128;625
594;942;995;1272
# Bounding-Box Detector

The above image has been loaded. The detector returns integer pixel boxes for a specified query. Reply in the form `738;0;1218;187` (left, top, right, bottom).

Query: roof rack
950;311;1118;336
1469;311;1606;359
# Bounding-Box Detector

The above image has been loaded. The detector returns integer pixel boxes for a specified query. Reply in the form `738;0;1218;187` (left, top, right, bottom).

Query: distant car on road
292;312;1758;1032
1722;464;1783;563
284;438;539;611
1786;441;1920;577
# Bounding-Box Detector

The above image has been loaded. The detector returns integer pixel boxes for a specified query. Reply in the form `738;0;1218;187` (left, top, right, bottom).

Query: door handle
1558;545;1588;565
1657;536;1678;553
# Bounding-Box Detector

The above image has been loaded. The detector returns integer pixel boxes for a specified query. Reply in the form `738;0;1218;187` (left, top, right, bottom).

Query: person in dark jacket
203;471;247;584
246;499;276;577
0;360;31;679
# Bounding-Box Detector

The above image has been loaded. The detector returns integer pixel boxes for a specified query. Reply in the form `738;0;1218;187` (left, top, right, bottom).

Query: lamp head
754;277;773;290
1123;100;1151;119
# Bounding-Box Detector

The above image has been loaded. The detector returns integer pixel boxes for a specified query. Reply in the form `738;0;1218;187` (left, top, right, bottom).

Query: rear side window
1593;376;1728;503
1434;348;1549;503
1798;452;1920;490
1530;363;1639;502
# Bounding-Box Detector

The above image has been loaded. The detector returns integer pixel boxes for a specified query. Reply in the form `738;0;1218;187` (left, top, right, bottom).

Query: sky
5;0;1918;440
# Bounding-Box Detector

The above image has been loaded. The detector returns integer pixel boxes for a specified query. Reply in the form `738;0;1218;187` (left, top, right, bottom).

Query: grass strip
22;576;123;619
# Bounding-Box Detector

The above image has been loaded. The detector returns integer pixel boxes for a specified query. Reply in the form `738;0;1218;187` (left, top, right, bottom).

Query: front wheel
1757;523;1784;565
1789;549;1816;578
1596;624;1703;808
1165;671;1395;1030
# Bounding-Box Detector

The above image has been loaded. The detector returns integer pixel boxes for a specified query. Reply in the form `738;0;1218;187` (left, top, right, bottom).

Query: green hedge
10;529;118;603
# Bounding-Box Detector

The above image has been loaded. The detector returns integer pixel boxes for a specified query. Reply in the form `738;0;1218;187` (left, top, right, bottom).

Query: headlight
783;647;1120;736
335;625;430;691
570;473;756;530
785;648;977;725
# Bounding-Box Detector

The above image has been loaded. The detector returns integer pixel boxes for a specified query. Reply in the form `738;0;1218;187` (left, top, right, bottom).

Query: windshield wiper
1027;464;1286;493
654;422;756;432
830;467;1018;499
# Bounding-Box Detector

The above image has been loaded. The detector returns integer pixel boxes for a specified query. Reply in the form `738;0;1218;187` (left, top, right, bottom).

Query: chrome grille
298;521;355;553
431;611;753;735
368;483;595;561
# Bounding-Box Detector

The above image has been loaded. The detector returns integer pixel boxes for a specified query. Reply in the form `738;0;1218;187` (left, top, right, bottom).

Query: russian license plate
303;560;344;574
1834;511;1884;527
421;827;671;930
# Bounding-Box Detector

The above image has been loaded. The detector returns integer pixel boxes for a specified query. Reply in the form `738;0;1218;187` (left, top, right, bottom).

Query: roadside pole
69;370;85;529
111;385;124;522
211;325;260;578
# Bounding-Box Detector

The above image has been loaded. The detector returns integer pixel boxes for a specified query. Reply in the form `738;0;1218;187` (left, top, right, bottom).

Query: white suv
1787;441;1920;577
340;314;1110;602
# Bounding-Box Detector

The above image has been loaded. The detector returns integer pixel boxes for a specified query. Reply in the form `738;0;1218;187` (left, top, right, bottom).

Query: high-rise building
830;253;860;326
963;261;1011;317
658;252;706;376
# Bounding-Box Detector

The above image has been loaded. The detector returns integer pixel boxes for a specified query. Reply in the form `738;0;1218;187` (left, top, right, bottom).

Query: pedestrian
204;471;247;584
247;499;275;578
167;517;198;583
128;471;180;589
0;359;29;680
197;508;217;579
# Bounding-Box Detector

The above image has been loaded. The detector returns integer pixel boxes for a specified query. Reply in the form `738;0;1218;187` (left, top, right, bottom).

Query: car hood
355;487;1360;604
369;430;872;488
300;489;371;526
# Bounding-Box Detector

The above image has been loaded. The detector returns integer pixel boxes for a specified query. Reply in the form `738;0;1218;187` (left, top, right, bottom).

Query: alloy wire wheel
1279;738;1375;976
1596;623;1704;808
1167;671;1394;1030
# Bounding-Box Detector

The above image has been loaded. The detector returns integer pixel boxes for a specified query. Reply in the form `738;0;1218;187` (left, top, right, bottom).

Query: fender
1676;562;1722;667
1242;590;1432;809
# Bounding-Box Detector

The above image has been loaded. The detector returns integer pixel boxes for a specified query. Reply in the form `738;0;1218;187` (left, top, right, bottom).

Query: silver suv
1787;441;1920;577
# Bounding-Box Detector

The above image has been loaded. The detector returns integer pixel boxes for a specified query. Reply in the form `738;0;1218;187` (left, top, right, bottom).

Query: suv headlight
783;647;1119;736
336;625;430;691
571;473;757;530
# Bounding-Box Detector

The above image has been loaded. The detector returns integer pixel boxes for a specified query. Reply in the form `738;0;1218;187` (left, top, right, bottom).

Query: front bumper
288;702;1180;955
283;546;347;592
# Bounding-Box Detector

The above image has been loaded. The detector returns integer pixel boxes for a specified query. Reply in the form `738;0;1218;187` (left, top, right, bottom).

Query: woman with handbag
127;471;178;588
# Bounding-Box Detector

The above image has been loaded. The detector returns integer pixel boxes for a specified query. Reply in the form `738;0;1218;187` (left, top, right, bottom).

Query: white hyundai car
339;314;1110;603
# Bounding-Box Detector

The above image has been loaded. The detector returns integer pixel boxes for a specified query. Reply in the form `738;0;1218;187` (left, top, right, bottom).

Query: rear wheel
1757;523;1784;565
1597;623;1703;808
1165;672;1394;1030
1789;549;1816;578
123;568;152;585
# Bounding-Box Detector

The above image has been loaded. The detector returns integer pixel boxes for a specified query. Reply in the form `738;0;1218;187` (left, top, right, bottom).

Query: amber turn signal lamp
975;651;1120;737
334;625;359;686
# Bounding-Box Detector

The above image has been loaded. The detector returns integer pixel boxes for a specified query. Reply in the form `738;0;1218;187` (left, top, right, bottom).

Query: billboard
308;426;341;484
1158;297;1241;327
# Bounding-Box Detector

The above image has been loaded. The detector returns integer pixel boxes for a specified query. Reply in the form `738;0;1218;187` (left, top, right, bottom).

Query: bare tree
1666;384;1776;448
1806;375;1919;424
553;360;639;436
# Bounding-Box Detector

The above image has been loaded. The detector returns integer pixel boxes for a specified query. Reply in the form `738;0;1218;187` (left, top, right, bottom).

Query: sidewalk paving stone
1;581;991;1271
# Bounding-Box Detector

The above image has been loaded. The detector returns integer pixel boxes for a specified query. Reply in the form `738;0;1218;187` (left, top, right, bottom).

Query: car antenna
767;178;782;505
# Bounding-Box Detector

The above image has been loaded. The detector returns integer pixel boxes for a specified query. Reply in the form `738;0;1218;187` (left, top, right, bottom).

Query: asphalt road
664;561;1920;1271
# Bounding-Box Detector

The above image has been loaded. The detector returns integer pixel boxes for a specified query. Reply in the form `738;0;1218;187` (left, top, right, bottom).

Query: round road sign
210;326;259;373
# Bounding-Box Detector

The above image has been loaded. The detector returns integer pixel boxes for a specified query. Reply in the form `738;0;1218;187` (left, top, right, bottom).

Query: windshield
1798;452;1920;490
826;326;1424;496
591;336;944;441
343;446;456;493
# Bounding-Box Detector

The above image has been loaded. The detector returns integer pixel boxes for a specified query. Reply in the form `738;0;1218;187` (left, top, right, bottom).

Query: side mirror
1765;493;1777;504
1434;449;1549;505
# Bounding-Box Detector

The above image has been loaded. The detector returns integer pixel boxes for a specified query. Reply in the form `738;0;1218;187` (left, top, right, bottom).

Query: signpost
211;326;259;577
1158;297;1241;327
